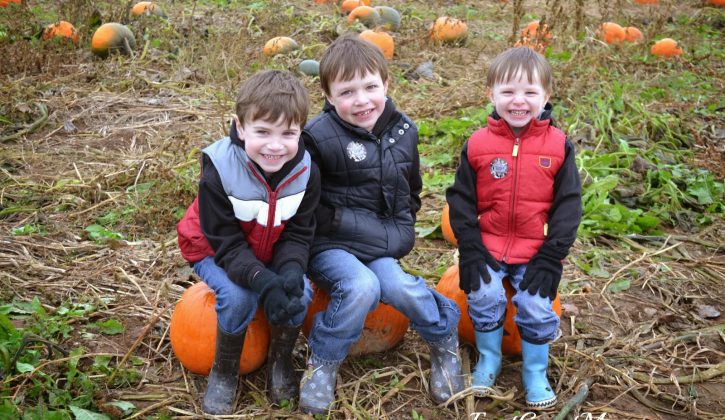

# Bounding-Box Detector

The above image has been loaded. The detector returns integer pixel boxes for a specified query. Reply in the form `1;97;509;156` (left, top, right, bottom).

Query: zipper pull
512;138;519;157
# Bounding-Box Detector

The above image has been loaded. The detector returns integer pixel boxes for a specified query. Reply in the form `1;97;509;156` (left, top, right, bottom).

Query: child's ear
232;115;244;140
383;77;390;95
486;87;493;102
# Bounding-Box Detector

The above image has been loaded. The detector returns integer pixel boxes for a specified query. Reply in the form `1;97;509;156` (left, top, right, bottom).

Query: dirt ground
1;0;723;419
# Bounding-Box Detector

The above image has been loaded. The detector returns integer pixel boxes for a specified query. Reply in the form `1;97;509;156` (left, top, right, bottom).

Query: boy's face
325;71;388;132
488;70;550;136
233;114;300;176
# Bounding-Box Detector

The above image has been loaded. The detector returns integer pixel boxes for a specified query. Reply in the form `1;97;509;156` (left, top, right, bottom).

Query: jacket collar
488;102;555;138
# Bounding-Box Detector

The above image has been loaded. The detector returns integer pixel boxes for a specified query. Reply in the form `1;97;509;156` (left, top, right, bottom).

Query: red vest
467;116;566;264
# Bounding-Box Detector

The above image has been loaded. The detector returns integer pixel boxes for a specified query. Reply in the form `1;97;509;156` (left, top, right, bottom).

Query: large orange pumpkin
436;265;562;356
598;22;626;45
429;17;468;43
302;283;409;355
91;23;136;58
624;27;643;43
41;21;80;46
440;203;458;247
0;0;21;7
650;38;683;57
521;20;552;43
170;282;270;375
359;29;394;60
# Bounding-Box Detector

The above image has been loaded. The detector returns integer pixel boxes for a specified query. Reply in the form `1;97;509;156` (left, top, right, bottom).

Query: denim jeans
193;256;313;335
467;262;560;344
307;249;460;363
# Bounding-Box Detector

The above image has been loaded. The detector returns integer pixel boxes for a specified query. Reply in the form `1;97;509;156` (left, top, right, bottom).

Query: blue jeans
467;262;559;344
193;256;313;335
307;249;460;363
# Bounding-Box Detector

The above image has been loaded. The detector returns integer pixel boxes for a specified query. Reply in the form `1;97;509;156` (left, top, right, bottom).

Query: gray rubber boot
267;325;301;404
202;326;245;415
299;357;340;415
427;333;464;404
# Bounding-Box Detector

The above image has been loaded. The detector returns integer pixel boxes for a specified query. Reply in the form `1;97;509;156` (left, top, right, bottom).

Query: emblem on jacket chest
489;158;509;179
346;141;367;162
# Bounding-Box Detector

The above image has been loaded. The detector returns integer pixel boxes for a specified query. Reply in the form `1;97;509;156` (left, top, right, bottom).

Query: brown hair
486;47;553;94
235;70;309;128
319;33;389;96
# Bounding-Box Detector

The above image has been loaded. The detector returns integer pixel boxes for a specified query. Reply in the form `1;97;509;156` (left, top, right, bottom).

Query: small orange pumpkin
262;36;299;56
441;203;458;247
624;27;643;43
436;265;562;356
131;1;165;17
521;20;552;43
41;21;80;46
650;38;683;57
341;0;370;14
302;283;409;355
359;29;394;60
91;23;136;58
170;282;270;375
429;17;468;43
347;5;380;28
598;22;626;45
0;0;21;7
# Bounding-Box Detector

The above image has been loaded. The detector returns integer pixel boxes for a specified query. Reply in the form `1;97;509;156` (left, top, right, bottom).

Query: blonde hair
235;70;309;128
486;47;553;94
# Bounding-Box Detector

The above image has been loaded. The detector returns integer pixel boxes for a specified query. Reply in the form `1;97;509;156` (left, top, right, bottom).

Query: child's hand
519;252;563;299
250;269;306;325
280;266;305;298
458;241;501;294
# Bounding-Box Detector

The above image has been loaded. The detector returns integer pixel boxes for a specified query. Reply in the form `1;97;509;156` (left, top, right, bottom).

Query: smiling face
233;114;300;176
326;71;388;132
488;69;550;136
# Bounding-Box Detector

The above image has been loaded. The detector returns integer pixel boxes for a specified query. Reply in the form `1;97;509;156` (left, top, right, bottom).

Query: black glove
519;250;563;299
314;204;336;235
458;239;501;294
249;269;305;325
279;262;305;298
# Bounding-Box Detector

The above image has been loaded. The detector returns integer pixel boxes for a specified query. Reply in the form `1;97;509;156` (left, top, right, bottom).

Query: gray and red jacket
177;124;320;288
446;105;581;264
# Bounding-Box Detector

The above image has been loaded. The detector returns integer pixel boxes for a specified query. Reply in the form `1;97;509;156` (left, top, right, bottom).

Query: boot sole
526;396;557;409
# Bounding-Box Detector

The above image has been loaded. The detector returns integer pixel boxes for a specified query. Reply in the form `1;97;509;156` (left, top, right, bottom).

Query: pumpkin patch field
1;0;723;418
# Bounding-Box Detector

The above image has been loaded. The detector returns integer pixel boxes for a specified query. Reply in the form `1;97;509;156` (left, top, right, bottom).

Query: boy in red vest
176;70;320;414
446;47;582;409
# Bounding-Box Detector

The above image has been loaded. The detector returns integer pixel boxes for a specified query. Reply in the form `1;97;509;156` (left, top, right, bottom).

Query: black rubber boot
202;326;245;415
267;325;301;404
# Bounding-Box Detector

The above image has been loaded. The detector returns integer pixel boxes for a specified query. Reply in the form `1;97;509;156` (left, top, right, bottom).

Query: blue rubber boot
521;340;557;409
471;327;503;394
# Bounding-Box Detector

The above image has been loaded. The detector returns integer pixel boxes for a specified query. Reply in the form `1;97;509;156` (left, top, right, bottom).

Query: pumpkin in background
91;23;136;58
650;38;683;57
598;22;626;45
374;6;401;31
170;282;270;375
440;203;458;247
41;21;80;46
341;0;370;14
624;27;643;43
706;0;724;6
302;283;409;355
0;0;21;7
521;20;552;44
263;36;299;56
634;0;658;3
359;29;394;60
429;17;468;43
436;265;562;356
130;1;165;18
347;6;380;28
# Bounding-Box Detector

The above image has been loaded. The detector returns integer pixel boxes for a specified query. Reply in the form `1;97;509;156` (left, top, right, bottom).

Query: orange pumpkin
262;36;299;56
521;20;552;43
302;283;409;355
0;0;21;7
341;0;370;14
514;38;546;54
170;282;270;375
634;0;658;3
706;0;724;6
650;38;683;57
598;22;626;45
130;1;165;17
91;23;136;58
41;21;80;46
347;5;380;28
624;27;643;43
436;265;562;356
429;17;468;43
359;29;394;60
441;203;458;247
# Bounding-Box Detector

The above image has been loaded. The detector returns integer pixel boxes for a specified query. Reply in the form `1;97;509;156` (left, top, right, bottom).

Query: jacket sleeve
445;141;483;243
198;154;264;288
409;131;423;222
538;139;582;258
270;162;321;273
